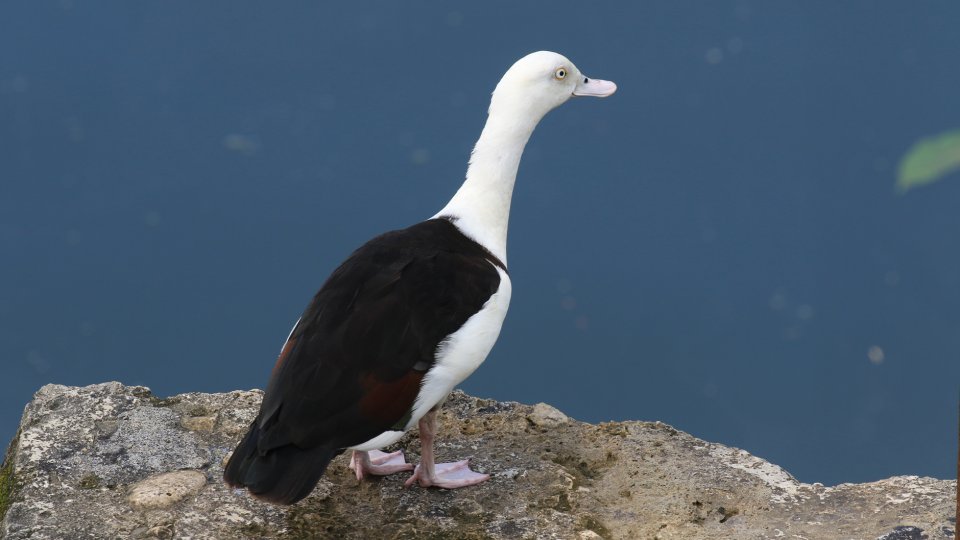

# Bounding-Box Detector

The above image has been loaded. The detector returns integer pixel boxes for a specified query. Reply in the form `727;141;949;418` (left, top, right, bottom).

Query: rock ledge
0;382;955;539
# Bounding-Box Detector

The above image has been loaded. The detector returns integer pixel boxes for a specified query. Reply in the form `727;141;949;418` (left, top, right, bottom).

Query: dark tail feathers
223;422;341;505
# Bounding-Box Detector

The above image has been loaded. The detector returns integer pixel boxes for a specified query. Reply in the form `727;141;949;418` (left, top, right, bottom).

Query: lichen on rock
0;382;956;539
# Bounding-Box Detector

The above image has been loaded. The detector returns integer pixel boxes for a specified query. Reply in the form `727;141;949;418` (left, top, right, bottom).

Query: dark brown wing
255;218;503;452
225;219;504;504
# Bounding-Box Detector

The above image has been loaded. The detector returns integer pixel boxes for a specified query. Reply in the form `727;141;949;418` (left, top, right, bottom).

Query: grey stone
528;402;570;428
128;470;207;509
0;382;956;539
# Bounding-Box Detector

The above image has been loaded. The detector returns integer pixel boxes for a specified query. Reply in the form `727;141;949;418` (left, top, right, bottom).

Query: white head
488;51;617;122
436;51;615;264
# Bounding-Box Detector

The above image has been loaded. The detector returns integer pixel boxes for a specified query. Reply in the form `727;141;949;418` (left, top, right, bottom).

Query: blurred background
2;1;958;485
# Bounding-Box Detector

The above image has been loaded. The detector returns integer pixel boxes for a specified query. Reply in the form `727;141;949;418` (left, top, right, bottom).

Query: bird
223;50;616;505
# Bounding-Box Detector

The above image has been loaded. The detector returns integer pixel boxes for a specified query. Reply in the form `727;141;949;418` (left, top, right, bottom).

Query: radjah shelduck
223;51;616;505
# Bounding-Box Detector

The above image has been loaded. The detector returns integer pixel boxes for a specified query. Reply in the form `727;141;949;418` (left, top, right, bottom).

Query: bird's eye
554;68;567;80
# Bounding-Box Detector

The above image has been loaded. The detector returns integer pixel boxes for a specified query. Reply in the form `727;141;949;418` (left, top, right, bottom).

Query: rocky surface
0;382;955;539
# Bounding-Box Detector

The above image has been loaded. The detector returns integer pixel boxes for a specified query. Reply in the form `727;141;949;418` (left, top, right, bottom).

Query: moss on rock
0;437;20;522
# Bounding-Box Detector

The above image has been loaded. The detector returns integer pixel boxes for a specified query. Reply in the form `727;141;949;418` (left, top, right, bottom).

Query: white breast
408;265;512;427
350;264;511;451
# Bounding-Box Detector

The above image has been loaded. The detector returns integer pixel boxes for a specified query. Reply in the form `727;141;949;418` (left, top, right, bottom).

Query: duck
223;50;616;505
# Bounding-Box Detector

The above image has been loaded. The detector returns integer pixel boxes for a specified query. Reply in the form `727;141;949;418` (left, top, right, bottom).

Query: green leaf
897;129;960;193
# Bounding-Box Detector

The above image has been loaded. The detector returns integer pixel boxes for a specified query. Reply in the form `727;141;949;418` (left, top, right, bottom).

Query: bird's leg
348;449;413;481
404;410;490;489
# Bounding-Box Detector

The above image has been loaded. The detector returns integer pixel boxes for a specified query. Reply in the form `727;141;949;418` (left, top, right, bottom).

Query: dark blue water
2;1;958;485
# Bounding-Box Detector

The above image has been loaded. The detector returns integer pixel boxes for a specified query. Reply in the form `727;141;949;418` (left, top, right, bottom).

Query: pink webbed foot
349;449;414;481
403;458;490;489
403;410;490;489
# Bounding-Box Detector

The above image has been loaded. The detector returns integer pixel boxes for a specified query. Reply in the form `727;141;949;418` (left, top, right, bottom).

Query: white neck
432;111;539;266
